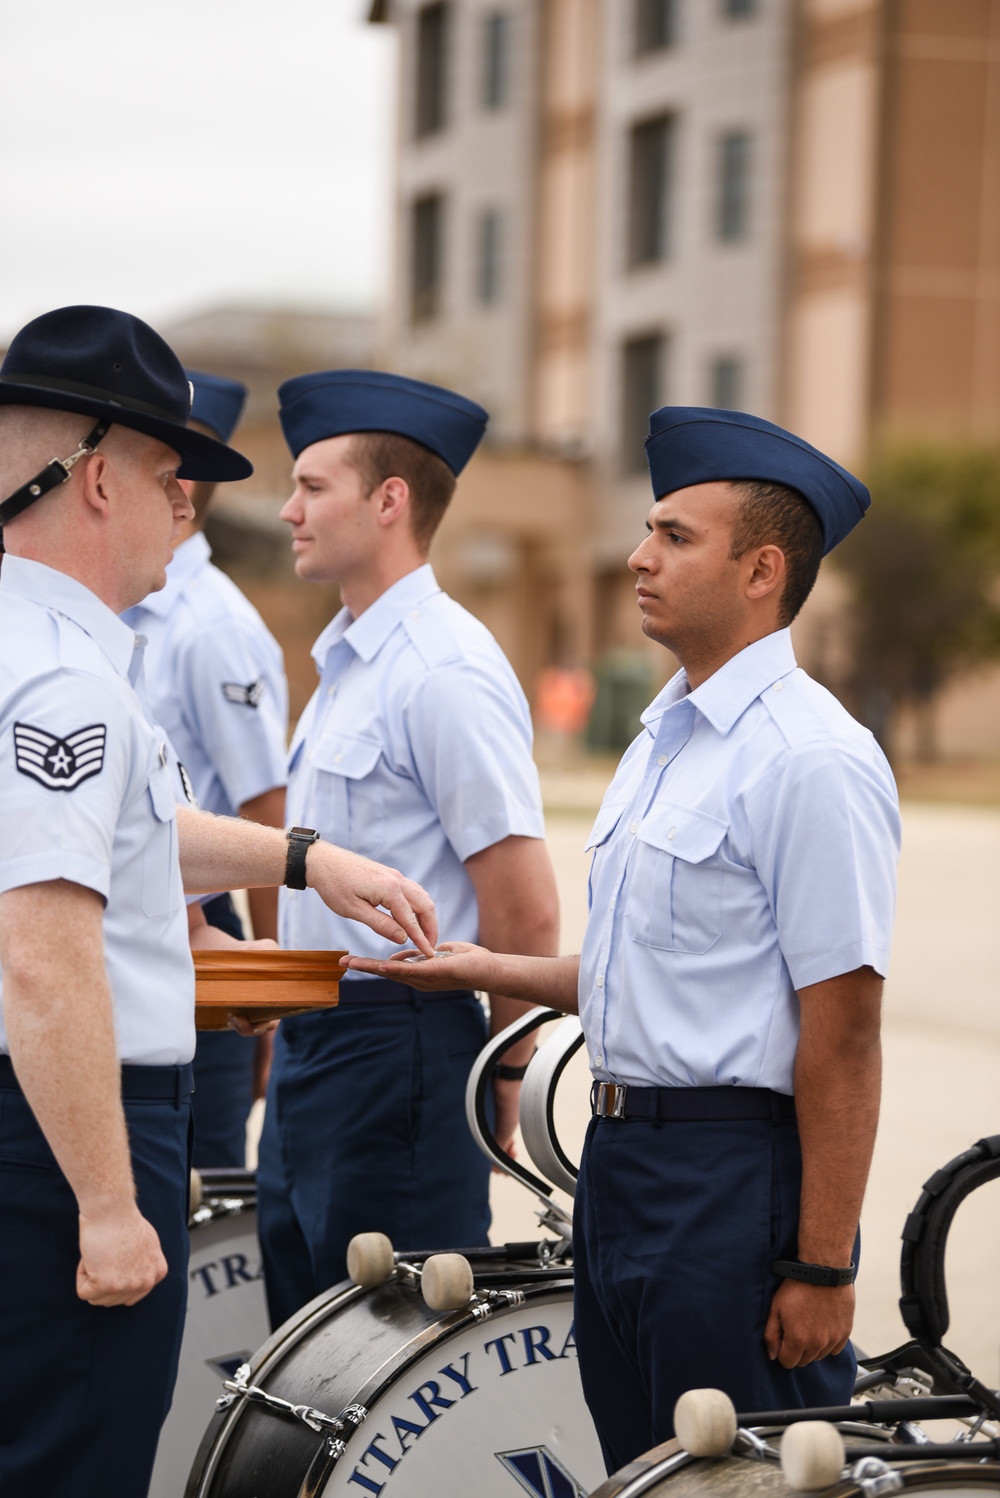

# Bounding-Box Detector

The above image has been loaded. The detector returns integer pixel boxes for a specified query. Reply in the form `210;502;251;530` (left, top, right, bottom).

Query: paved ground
489;786;1000;1389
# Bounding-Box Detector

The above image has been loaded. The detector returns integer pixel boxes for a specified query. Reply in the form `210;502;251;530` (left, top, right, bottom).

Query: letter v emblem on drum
495;1446;587;1498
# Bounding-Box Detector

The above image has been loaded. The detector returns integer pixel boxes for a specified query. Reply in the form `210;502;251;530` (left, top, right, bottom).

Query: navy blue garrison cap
0;306;252;484
186;369;247;445
645;407;870;555
278;369;488;475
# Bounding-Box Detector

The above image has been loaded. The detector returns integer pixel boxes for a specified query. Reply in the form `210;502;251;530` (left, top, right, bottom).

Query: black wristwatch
493;1056;535;1082
284;826;320;890
771;1258;856;1288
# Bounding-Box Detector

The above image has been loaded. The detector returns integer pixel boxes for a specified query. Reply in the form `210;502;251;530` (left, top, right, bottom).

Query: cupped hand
341;941;498;992
77;1202;168;1307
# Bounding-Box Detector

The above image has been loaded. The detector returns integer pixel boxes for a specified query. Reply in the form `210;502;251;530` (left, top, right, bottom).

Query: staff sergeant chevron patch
221;677;265;709
13;722;107;791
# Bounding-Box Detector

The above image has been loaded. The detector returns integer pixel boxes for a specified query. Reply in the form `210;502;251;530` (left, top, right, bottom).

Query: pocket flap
636;803;727;863
147;762;176;823
310;733;383;781
585;801;627;851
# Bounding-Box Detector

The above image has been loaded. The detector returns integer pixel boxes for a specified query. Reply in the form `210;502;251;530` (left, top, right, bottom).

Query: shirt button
658;754;667;766
773;680;784;692
630;821;639;835
596;974;604;988
411;609;421;620
595;1053;603;1068
668;826;677;840
334;752;343;763
327;686;335;697
609;896;616;911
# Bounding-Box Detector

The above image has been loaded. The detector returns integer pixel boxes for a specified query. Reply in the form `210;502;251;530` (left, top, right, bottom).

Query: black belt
0;1054;194;1103
591;1081;795;1122
337;976;474;1007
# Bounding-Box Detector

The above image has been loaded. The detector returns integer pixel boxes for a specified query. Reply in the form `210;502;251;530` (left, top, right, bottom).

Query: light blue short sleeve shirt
0;558;195;1065
122;532;288;818
281;564;545;960
579;629;900;1094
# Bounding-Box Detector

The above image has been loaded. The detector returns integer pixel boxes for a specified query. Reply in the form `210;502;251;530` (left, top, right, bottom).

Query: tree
832;442;1000;761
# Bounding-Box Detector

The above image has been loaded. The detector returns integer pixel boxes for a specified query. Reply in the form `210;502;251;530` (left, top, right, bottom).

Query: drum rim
188;1275;576;1497
592;1441;996;1498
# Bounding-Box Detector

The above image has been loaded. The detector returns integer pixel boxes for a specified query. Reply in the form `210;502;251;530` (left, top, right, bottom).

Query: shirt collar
312;563;441;669
641;628;798;738
126;531;212;620
0;555;140;679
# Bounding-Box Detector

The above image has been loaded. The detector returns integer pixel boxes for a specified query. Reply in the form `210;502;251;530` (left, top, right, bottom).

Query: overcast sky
0;0;396;341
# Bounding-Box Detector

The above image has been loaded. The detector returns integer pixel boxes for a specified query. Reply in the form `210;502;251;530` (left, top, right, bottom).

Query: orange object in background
535;666;596;735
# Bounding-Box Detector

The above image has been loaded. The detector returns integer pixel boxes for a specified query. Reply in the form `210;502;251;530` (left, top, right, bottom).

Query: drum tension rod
851;1456;905;1498
218;1362;368;1443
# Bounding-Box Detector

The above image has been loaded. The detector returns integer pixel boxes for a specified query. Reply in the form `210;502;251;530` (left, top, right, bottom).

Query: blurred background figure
123;372;289;1168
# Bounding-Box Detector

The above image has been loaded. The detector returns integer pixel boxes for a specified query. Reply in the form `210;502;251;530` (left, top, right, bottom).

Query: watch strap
771;1258;856;1288
493;1057;534;1081
284;826;320;890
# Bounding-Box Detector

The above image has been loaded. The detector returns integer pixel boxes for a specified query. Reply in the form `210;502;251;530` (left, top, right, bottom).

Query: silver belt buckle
592;1081;627;1119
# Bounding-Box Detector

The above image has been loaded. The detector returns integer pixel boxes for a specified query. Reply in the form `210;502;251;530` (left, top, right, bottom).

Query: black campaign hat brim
0;379;253;483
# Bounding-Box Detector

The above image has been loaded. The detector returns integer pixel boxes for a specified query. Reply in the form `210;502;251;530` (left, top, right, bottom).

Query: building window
635;0;677;53
482;12;511;108
411;194;445;322
716;130;751;242
475;208;504;305
721;0;757;16
709;355;744;410
415;2;449;138
621;334;665;473
628;115;675;266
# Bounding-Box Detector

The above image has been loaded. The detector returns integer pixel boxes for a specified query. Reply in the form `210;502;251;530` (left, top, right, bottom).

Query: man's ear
77;453;113;519
745;543;785;603
375;475;410;527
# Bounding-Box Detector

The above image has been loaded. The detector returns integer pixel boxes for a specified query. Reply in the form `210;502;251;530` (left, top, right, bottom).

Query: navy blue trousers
257;985;492;1329
0;1071;191;1497
573;1113;857;1475
192;893;255;1169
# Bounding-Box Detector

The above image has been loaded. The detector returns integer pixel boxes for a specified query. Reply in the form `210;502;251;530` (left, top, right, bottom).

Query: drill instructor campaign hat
645;407;870;555
0;305;253;529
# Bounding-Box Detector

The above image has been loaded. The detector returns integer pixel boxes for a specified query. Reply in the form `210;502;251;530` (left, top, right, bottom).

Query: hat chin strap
0;418;111;541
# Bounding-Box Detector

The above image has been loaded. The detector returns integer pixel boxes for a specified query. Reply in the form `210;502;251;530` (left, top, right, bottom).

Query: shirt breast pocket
310;734;385;859
625;804;728;954
141;761;183;919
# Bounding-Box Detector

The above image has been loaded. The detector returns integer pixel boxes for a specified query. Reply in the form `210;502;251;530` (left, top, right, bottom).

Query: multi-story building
372;0;796;696
372;0;1000;752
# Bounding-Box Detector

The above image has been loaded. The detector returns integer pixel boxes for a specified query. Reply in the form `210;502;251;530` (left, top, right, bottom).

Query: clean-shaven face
114;433;192;604
280;433;377;586
627;481;747;662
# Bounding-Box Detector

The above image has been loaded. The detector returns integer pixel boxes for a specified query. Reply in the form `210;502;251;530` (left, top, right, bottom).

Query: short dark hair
728;479;823;625
346;431;457;549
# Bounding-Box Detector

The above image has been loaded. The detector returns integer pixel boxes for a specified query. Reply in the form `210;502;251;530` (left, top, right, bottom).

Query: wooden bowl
193;949;345;1030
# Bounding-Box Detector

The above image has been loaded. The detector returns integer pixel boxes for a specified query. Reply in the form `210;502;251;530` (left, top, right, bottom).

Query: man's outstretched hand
310;845;438;956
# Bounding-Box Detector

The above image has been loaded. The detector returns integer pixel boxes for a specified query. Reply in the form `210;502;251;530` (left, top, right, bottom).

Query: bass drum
150;1168;270;1498
186;1259;605;1497
588;1429;999;1498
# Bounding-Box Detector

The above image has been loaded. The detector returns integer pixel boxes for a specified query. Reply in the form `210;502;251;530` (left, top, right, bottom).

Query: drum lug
322;1405;369;1463
216;1361;252;1411
470;1287;527;1321
733;1428;779;1461
851;1457;905;1497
